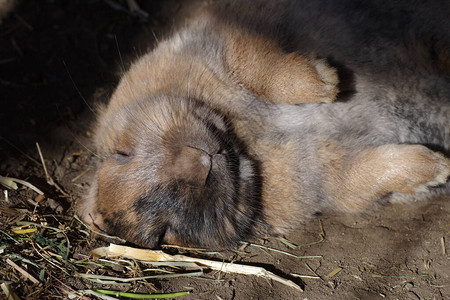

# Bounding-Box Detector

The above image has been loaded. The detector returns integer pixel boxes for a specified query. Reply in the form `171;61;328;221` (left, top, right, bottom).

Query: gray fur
79;0;450;248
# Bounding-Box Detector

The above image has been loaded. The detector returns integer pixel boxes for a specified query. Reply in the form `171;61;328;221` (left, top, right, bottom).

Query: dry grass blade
290;273;320;279
441;237;446;255
0;176;44;195
0;204;27;216
141;261;200;268
92;244;303;292
161;244;207;251
77;270;203;282
92;289;189;299
242;242;322;259
36;142;52;185
0;176;18;190
370;273;429;279
79;289;118;300
35;142;69;197
277;237;298;249
17;221;71;261
1;282;20;300
71;168;90;182
305;262;323;281
80;289;189;299
326;267;342;278
5;258;40;285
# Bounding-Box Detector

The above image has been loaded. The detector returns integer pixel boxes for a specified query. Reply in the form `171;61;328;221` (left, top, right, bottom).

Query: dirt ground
0;1;449;299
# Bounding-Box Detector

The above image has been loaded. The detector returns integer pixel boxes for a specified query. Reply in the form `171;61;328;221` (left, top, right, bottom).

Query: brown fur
222;25;338;104
320;142;450;213
78;1;450;249
256;140;305;233
80;11;340;247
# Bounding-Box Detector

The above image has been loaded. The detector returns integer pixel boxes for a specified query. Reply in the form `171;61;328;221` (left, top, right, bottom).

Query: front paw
260;54;340;105
310;58;339;103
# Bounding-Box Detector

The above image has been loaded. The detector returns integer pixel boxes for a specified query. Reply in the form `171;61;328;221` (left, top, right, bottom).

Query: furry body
79;0;450;248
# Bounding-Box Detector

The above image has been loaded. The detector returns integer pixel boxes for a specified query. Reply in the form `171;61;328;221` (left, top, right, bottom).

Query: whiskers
227;195;267;228
0;135;41;166
114;35;126;74
62;60;96;114
54;103;101;160
62;60;108;160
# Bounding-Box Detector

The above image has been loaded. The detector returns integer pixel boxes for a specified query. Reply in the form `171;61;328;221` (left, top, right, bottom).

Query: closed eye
113;148;135;164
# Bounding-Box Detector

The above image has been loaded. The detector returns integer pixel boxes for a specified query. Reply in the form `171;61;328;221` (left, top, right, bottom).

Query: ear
222;25;339;104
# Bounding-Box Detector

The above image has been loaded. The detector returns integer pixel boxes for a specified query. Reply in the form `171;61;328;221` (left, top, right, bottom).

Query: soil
0;1;449;299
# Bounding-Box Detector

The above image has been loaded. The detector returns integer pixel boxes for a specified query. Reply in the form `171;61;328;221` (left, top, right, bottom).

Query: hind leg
324;144;450;212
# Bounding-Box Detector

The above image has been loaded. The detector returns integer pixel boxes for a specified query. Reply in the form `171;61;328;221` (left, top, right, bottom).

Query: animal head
81;95;261;248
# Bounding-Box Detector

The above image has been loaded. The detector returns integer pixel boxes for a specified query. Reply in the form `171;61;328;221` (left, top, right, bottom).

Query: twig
92;244;304;292
277;237;297;249
1;282;20;300
242;242;321;259
0;229;20;244
304;262;323;281
71;168;90;182
18;221;71;262
370;273;429;279
36;142;52;184
298;219;326;247
161;244;206;251
30;241;69;275
290;273;320;279
36;142;69;197
44;269;88;300
5;258;40;285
